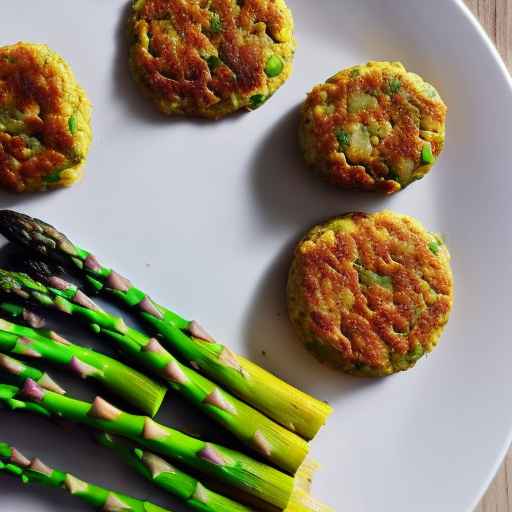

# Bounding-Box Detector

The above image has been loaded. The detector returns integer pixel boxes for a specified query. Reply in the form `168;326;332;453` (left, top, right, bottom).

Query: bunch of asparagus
0;360;263;512
0;210;332;511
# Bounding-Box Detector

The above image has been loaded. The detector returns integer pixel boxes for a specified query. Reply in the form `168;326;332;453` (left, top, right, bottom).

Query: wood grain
465;3;512;510
465;0;512;70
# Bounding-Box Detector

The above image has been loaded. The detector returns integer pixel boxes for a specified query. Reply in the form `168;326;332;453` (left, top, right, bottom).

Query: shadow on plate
0;187;66;209
249;104;389;231
112;1;172;125
1;478;88;512
241;233;383;403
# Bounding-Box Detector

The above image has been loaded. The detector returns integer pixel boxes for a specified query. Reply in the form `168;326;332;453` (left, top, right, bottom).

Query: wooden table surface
465;2;511;510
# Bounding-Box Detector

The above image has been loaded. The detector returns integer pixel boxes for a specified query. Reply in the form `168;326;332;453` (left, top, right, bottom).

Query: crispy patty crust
299;62;447;193
0;42;92;193
287;211;453;376
128;0;295;118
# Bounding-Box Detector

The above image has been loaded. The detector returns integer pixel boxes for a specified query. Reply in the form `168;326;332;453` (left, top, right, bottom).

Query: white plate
1;0;512;510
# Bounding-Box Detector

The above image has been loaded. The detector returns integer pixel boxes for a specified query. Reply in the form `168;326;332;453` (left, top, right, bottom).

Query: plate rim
450;1;512;509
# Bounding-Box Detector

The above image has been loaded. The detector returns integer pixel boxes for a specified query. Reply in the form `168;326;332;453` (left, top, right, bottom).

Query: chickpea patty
287;211;453;376
128;0;295;118
299;62;447;193
0;42;92;193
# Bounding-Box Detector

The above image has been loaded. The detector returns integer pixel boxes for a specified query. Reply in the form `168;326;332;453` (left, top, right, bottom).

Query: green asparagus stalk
0;441;172;512
0;210;332;440
96;433;252;512
0;308;166;417
1;379;296;509
0;268;308;474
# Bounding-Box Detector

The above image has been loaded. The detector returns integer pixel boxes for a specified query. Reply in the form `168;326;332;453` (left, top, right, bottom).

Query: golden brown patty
299;62;447;193
287;211;453;376
0;42;92;193
128;0;295;118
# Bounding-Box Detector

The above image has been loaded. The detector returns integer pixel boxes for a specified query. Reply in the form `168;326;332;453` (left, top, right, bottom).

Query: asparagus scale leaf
0;309;166;417
1;379;295;510
97;433;252;512
0;268;308;475
0;441;172;512
0;210;332;440
0;351;65;394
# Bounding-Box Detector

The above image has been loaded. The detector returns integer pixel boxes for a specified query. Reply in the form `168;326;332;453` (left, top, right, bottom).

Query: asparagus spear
97;433;252;512
0;441;172;512
0;269;308;474
1;380;296;509
0;308;166;416
0;210;332;440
